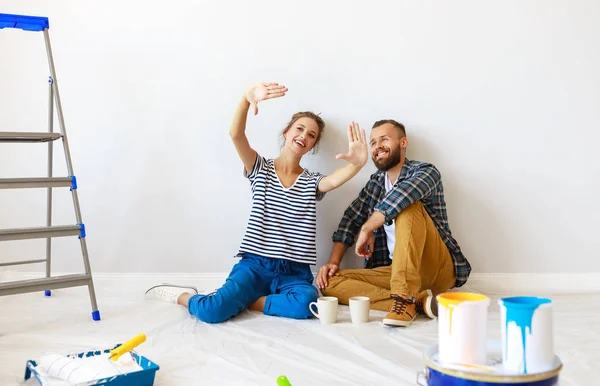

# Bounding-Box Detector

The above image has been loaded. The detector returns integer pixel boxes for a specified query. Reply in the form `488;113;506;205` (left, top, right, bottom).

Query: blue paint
500;296;551;373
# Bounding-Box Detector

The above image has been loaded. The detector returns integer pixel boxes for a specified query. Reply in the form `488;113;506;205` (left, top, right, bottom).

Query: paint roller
36;333;147;384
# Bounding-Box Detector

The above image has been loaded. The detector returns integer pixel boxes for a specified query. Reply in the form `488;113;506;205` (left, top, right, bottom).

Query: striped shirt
237;155;326;265
332;158;471;288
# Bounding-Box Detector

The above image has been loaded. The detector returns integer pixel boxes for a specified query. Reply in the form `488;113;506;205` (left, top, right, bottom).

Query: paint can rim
499;296;552;308
423;343;562;383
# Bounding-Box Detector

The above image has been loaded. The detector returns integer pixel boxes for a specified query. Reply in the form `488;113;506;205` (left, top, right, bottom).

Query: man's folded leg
322;267;395;312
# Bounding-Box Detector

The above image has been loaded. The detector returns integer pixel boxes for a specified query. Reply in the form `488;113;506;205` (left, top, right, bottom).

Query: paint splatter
501;297;551;373
437;292;488;336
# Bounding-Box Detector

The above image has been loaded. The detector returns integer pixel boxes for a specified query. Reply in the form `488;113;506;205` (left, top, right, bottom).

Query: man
317;119;471;327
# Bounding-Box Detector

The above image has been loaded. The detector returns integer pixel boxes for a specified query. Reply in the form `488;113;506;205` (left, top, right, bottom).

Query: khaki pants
322;202;456;312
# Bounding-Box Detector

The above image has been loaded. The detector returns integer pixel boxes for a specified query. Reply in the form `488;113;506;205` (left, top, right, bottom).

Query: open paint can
499;296;554;374
436;292;490;366
417;341;562;385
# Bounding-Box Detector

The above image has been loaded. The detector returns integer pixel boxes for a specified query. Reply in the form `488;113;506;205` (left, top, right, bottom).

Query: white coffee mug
309;296;338;324
349;296;370;324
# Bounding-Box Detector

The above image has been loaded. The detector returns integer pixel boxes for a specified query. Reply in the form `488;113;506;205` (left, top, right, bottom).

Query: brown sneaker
383;294;416;327
416;289;438;319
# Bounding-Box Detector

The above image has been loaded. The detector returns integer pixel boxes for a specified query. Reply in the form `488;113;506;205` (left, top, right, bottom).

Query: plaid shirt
332;158;471;288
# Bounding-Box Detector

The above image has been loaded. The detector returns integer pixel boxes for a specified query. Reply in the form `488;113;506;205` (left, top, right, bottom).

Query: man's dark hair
372;119;406;137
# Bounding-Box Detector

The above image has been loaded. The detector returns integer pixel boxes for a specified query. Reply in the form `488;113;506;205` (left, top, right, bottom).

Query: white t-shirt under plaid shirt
236;154;326;265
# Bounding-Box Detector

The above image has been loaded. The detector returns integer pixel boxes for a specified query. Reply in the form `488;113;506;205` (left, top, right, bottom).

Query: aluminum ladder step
0;225;84;242
0;132;62;142
0;274;92;296
0;258;46;267
0;177;75;189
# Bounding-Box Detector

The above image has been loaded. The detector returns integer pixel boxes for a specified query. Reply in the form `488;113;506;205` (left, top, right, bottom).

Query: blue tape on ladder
44;290;52;297
70;176;77;190
78;223;86;239
0;13;49;31
92;310;101;321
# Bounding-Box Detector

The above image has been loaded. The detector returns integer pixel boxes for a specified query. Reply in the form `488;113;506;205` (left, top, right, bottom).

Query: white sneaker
145;284;198;303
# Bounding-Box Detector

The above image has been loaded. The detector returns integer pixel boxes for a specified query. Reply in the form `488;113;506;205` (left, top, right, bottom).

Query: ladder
0;13;100;321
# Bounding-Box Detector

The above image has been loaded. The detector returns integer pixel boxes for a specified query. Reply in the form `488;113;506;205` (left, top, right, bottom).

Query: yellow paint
437;292;488;335
437;292;488;307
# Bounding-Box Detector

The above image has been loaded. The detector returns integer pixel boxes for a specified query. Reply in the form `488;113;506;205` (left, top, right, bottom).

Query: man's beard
372;146;401;171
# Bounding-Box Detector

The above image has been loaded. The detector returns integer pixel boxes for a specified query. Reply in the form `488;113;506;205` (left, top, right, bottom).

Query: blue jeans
187;253;318;323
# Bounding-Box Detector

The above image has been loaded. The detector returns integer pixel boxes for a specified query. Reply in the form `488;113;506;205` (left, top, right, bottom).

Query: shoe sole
145;283;199;296
423;289;438;319
382;317;414;327
428;295;438;318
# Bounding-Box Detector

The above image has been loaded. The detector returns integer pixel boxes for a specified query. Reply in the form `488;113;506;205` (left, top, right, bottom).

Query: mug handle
309;302;319;318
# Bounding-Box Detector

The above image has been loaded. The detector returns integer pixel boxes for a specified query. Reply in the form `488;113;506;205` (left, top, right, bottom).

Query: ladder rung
0;132;62;142
0;259;46;267
0;225;83;242
0;274;92;296
0;177;74;189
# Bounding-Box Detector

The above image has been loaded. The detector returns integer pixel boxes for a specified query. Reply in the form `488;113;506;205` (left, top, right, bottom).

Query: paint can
436;292;490;366
499;296;554;374
417;341;562;386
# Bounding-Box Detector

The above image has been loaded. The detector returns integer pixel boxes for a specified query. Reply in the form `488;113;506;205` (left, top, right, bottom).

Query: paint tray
24;344;159;386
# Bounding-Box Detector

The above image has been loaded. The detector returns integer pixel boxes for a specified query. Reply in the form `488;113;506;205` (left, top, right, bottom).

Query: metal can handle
416;367;429;385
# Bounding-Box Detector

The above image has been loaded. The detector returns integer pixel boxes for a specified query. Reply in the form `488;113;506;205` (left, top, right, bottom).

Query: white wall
1;0;599;275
